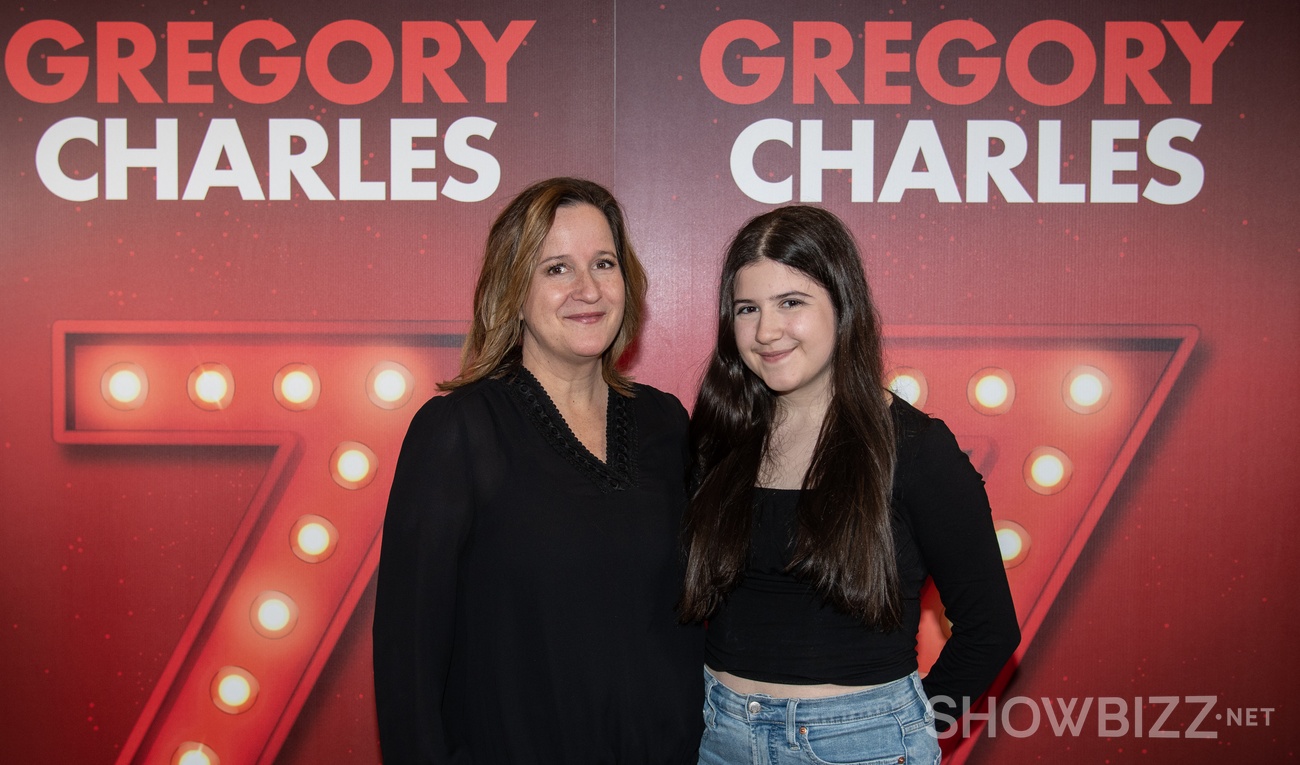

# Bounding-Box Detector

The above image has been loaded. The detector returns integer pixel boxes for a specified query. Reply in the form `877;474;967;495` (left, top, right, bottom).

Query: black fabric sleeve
372;396;476;765
901;418;1021;730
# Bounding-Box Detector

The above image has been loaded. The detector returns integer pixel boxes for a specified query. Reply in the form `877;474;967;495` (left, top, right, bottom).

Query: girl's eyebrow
733;290;813;305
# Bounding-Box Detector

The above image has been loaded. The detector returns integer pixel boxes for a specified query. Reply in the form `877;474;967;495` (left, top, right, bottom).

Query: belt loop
785;698;799;748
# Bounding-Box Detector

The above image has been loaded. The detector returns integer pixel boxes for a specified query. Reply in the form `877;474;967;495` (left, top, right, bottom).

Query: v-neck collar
505;366;638;493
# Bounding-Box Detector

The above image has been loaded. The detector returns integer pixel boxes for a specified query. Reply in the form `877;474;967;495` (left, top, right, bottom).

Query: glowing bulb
1063;365;1112;414
280;370;313;403
188;363;234;410
217;674;251;707
108;370;142;402
968;367;1014;414
172;743;219;765
994;520;1030;567
891;375;921;404
1024;446;1072;495
366;361;415;409
251;590;299;637
373;369;407;402
298;523;331;556
258;599;291;631
997;528;1023;560
210;666;258;714
274;363;320;411
974;375;1008;408
1070;374;1102;406
291;515;338;563
1031;455;1064;487
194;370;228;403
336;449;371;483
101;362;148;410
176;751;211;765
885;367;927;408
331;441;378;489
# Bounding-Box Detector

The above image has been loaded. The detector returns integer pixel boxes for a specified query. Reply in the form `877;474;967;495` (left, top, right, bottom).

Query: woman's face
732;258;837;406
519;203;626;372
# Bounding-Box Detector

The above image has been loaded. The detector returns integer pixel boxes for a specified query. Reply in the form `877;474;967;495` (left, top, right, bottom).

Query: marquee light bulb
218;675;250;706
1032;455;1064;486
188;363;234;411
373;369;406;402
975;376;1008;408
298;523;330;556
109;370;143;402
997;528;1022;559
194;371;228;403
172;743;219;765
281;371;313;403
251;591;300;638
366;361;415;409
210;666;258;714
258;599;291;631
330;441;378;489
968;367;1014;415
291;515;339;563
1064;365;1112;414
336;449;370;483
101;362;148;410
1024;446;1073;495
885;367;928;408
994;521;1030;567
274;363;321;411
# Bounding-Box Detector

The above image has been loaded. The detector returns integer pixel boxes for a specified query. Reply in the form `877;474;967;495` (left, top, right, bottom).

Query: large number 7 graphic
54;321;465;765
55;320;1195;765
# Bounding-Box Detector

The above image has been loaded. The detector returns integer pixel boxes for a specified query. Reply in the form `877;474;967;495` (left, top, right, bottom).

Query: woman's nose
571;268;600;302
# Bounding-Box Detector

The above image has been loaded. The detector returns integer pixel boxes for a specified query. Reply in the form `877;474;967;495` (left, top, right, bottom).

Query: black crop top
703;400;1020;724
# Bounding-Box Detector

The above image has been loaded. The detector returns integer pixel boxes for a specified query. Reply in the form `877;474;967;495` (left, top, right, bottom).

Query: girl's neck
760;397;829;490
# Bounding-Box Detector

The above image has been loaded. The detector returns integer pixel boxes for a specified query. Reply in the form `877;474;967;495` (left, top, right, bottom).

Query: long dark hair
679;206;901;628
440;177;647;395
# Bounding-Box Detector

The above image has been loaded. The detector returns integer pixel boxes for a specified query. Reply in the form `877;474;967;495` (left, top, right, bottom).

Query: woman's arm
373;396;476;764
901;418;1021;730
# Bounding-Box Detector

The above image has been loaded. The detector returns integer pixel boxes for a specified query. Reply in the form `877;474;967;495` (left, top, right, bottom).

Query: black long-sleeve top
373;368;704;764
704;399;1020;726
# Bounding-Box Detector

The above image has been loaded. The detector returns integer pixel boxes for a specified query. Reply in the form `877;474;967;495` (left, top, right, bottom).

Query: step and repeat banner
2;1;1295;763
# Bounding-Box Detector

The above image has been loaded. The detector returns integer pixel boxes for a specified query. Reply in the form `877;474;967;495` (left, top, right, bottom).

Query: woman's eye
545;263;569;275
595;257;619;270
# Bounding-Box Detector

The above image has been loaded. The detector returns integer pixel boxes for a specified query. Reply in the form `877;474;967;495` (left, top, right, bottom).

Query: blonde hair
440;177;647;395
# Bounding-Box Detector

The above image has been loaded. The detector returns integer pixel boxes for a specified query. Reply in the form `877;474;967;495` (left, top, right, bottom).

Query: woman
374;178;702;764
680;206;1020;764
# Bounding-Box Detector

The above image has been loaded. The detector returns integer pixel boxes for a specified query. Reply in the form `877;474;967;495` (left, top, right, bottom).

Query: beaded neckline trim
505;367;638;493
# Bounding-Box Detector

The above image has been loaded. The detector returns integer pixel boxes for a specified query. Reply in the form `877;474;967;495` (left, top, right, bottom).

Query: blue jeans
699;668;941;765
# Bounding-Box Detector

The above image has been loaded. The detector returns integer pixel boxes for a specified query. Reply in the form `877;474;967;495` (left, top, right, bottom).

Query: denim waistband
703;667;928;726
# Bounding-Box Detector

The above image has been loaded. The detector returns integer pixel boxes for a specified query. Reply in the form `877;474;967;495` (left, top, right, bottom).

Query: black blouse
704;399;1020;726
373;369;703;764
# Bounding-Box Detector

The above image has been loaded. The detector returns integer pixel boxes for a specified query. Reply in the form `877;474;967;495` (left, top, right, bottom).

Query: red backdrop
1;1;1296;763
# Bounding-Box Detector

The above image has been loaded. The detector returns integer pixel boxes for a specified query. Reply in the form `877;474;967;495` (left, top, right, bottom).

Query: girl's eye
734;305;757;316
781;299;804;309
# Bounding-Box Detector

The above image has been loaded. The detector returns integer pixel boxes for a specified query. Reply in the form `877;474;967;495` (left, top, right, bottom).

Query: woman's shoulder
407;377;511;436
629;382;689;422
889;395;962;466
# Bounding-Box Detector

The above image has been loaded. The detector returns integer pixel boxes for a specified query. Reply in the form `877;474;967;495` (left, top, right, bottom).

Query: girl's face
731;258;837;407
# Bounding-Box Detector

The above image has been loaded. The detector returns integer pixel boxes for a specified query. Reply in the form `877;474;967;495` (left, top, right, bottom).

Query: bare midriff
707;667;883;698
